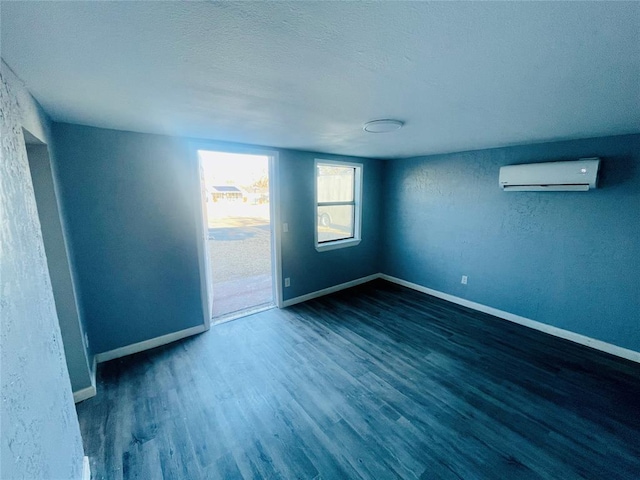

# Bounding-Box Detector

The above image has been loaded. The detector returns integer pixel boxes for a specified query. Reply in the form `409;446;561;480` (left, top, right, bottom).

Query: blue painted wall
54;120;637;356
279;150;382;299
382;134;640;352
51;124;205;354
51;123;382;353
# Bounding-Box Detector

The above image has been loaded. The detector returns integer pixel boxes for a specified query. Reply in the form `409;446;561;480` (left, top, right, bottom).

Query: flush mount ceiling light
363;119;404;133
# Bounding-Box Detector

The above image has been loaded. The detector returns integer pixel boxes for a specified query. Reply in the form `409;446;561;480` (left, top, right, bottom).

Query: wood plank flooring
76;280;640;479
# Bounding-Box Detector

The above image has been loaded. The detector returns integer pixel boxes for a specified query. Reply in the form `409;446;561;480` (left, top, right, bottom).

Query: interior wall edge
25;142;93;393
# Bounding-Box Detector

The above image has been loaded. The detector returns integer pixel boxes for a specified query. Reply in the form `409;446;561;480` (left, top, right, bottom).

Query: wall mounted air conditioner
499;158;601;192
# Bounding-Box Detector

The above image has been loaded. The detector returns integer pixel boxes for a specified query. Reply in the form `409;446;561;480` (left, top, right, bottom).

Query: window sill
315;238;361;252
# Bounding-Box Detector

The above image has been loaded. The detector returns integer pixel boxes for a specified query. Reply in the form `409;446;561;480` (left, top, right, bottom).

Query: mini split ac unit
499;158;601;192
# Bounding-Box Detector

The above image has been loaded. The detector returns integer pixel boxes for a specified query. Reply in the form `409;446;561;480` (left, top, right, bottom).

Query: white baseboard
73;384;96;403
73;357;97;403
380;274;640;364
282;274;381;308
82;456;91;480
92;275;638;367
95;324;207;363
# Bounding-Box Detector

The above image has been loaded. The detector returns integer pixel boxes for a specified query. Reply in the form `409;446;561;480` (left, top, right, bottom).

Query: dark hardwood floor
76;280;640;479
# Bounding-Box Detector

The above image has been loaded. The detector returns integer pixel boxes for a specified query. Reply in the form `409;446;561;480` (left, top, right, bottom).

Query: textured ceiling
1;2;639;159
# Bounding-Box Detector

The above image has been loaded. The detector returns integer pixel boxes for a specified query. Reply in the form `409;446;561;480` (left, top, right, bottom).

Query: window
315;159;363;252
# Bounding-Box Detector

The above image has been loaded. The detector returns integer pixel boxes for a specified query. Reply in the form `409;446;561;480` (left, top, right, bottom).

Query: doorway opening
198;150;276;321
23;129;94;401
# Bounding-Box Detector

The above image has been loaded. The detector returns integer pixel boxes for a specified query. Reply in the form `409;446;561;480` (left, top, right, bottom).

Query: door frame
189;141;283;326
23;128;96;401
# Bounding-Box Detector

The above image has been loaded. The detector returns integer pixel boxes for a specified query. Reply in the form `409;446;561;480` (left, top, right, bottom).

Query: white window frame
315;159;363;252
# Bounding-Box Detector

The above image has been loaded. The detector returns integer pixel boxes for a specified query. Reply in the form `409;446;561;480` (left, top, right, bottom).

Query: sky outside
198;151;268;188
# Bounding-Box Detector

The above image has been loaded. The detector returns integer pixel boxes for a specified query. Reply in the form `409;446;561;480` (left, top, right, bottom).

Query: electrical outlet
84;333;89;349
283;223;289;233
285;277;291;287
461;275;468;285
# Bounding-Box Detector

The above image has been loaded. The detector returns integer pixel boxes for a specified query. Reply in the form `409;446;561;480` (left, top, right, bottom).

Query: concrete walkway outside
206;204;273;318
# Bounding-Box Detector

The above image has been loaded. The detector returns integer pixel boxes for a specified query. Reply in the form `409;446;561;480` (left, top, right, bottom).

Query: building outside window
315;159;363;252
